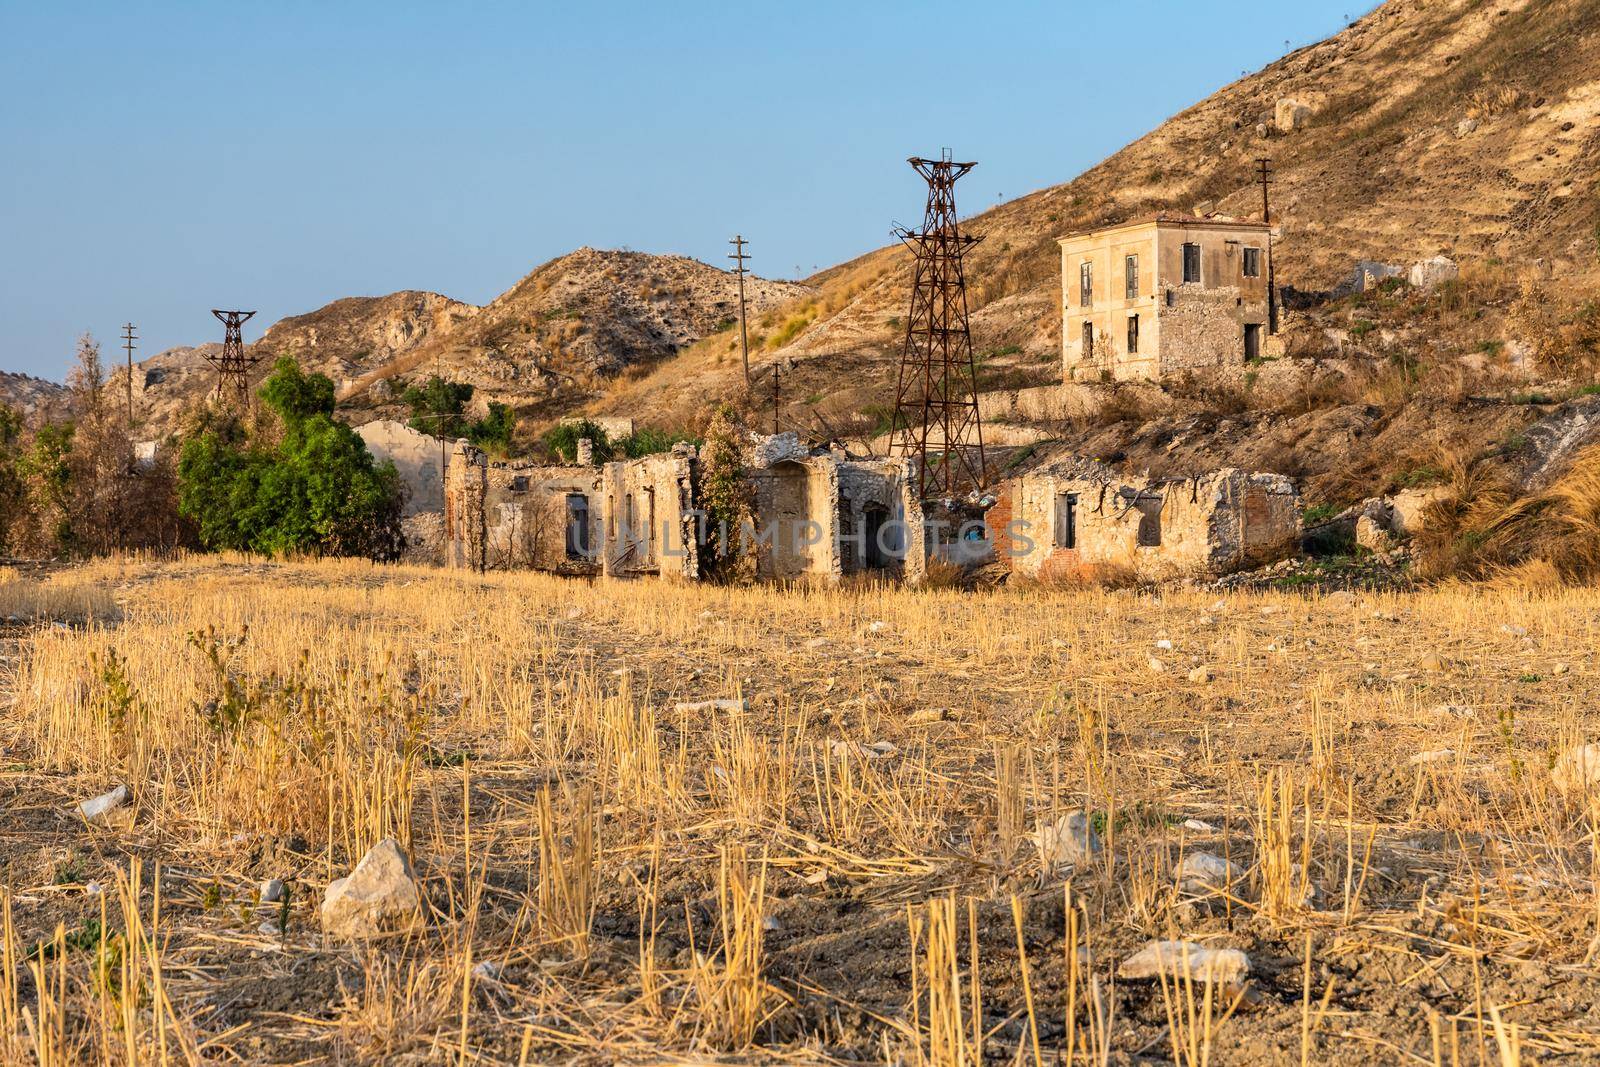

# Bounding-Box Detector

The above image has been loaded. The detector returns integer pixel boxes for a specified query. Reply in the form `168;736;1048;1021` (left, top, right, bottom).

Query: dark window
510;476;529;492
863;506;889;568
564;494;590;559
1124;255;1139;299
1054;493;1077;549
1137;498;1163;547
1165;288;1176;308
1081;322;1094;360
1182;243;1201;283
1127;314;1139;355
1243;246;1261;278
1244;323;1261;361
1079;262;1093;306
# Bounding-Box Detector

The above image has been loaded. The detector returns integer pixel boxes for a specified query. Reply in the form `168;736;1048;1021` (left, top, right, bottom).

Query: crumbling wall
356;419;445;515
748;458;838;583
835;458;924;579
444;440;486;571
601;448;697;580
483;464;603;573
990;459;1299;580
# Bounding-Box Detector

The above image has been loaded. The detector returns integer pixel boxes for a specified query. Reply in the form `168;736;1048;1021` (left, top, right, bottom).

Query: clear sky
1;1;1368;380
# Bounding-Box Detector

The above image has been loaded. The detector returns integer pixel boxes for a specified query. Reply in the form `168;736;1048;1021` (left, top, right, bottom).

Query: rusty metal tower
890;151;986;498
206;309;259;405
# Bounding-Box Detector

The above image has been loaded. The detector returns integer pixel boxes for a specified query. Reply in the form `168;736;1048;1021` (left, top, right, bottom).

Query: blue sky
0;1;1367;380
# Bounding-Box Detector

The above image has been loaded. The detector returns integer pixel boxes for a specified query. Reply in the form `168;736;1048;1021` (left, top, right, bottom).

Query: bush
179;358;403;560
544;419;615;463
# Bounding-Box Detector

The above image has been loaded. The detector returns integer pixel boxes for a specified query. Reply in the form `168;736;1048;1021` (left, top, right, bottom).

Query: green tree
468;401;517;456
543;418;614;463
402;375;474;439
0;405;25;553
178;357;403;560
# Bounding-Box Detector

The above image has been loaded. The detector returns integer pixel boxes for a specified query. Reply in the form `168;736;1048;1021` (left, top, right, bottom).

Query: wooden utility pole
1256;158;1278;334
121;322;137;426
728;235;751;385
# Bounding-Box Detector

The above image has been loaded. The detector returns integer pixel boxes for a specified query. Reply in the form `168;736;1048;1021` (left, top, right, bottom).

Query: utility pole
206;310;259;406
772;359;780;435
1256;157;1278;334
120;322;137;426
728;235;751;385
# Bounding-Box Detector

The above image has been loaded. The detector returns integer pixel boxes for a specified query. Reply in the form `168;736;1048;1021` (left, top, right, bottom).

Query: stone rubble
320;838;424;940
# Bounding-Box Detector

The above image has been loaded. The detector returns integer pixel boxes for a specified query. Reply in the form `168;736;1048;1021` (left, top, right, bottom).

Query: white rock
1032;811;1102;874
1177;852;1243;891
1148;656;1167;673
564;606;582;620
1408;255;1458;289
1455;117;1479;137
1554;663;1570;675
78;785;129;823
1275;98;1312;132
1155;639;1174;651
258;918;282;936
1324;590;1358;608
1188;666;1214;684
673;698;748;714
761;914;781;932
1197;615;1216;626
1119;940;1251;985
866;620;891;634
84;882;103;896
1552;743;1600;794
320;838;423;940
261;878;286;903
1182;819;1217;832
1409;749;1455;765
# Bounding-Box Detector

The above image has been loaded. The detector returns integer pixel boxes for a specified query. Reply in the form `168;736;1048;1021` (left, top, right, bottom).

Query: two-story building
1059;215;1273;382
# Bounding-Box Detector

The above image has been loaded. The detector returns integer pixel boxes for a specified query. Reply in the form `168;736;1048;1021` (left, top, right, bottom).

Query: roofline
1055;215;1273;243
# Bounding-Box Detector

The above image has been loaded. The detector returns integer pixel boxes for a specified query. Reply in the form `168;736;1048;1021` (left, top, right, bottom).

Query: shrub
401;375;474;439
178;358;403;560
543;419;614;463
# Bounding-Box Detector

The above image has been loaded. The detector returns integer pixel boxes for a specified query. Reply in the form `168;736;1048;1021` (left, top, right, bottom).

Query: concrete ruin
444;432;925;585
356;419;447;515
986;458;1301;580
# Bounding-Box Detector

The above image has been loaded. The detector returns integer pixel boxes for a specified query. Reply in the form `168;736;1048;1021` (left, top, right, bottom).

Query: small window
1054;493;1077;549
1243;246;1261;278
1165;288;1176;308
564;494;590;559
1182;243;1201;284
1079;262;1093;307
1081;322;1094;360
1137;498;1163;547
1244;323;1262;361
510;475;529;492
1124;255;1139;299
1127;314;1139;355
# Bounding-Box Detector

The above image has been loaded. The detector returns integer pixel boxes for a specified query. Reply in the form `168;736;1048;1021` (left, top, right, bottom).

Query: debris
1324;590;1357;608
261;878;286;904
673;698;748;714
472;960;503;983
1032;810;1102;874
1410;749;1455;765
1275;98;1312;131
77;785;129;824
866;620;891;634
320;838;423;940
1155;639;1174;651
1177;852;1243;892
1419;652;1446;672
1188;666;1214;683
1119;940;1251;985
829;739;897;760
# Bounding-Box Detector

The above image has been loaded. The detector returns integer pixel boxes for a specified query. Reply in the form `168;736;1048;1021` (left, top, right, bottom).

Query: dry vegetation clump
2;557;1600;1062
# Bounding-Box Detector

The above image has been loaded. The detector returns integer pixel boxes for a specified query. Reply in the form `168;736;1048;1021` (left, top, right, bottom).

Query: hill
595;0;1600;440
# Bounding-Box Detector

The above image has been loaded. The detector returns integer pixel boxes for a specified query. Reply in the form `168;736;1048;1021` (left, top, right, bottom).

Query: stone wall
989;459;1300;580
1157;286;1268;375
483;464;603;574
444;440;486;571
357;419;446;515
600;447;698;580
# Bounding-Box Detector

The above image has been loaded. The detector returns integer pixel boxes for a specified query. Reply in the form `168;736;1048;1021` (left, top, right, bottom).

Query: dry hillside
597;0;1600;439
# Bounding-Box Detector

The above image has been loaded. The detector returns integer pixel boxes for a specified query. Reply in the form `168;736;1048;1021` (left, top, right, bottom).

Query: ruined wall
444;440;486;571
990;461;1299;580
1155;286;1268;376
835;458;924;582
748;458;838;583
600;448;698;580
356;419;446;515
483;464;603;574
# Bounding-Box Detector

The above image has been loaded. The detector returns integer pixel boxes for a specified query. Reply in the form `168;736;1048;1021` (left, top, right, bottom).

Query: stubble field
1;557;1599;1064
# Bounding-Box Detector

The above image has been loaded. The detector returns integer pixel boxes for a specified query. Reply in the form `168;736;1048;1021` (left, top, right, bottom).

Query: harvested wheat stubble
1;555;1599;1063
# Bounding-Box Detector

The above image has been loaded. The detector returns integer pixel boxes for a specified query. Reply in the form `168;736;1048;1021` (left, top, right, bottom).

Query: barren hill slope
597;0;1600;433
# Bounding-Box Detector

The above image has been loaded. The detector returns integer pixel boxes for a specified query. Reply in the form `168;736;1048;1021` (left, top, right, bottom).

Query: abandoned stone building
985;458;1301;580
1060;215;1274;382
445;432;926;585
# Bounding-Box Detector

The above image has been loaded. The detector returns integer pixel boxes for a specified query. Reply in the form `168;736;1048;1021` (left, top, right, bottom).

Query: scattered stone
673;698;748;714
1182;819;1217;832
1408;255;1458;289
1188;666;1214;684
1554;663;1570;675
761;914;781;932
84;882;103;896
1255;122;1270;138
1258;605;1281;617
471;960;503;983
1324;590;1358;608
829;739;897;760
1198;614;1216;626
1155;639;1174;651
908;707;955;726
803;637;829;650
320;838;423;940
1355;514;1395;552
1148;656;1167;674
261;879;286;904
1552;743;1600;794
1455;117;1479;137
1500;624;1528;637
1430;703;1473;718
1410;749;1456;765
1419;652;1446;672
697;610;716;621
1119;940;1251;985
1275;98;1312;132
258;918;282;936
1032;811;1102;874
78;785;129;824
866;620;891;634
1177;852;1244;892
563;606;582;620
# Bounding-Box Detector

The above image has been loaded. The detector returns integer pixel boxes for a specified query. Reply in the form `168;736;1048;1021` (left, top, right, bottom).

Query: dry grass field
2;557;1600;1064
